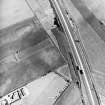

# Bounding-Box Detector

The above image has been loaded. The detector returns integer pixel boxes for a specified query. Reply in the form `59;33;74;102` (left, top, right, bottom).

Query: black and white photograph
0;0;105;105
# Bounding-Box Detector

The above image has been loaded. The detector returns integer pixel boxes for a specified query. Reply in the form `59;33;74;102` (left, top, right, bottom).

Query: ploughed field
0;28;66;96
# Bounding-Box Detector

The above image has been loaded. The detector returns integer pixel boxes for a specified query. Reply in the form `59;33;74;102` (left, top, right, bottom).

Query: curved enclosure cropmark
0;22;66;97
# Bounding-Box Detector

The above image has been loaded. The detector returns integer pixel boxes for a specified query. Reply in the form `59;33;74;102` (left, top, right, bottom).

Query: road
49;0;100;105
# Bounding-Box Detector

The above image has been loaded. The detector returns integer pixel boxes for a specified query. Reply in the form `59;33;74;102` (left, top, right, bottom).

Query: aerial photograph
0;0;105;105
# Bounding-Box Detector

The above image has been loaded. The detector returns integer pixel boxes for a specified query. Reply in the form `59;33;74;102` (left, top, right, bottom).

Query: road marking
50;0;100;105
